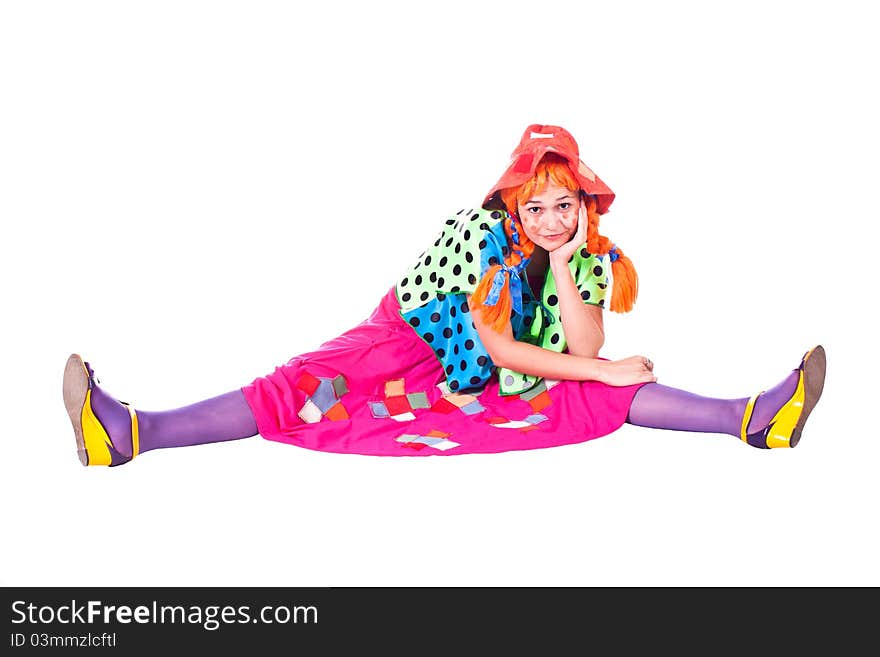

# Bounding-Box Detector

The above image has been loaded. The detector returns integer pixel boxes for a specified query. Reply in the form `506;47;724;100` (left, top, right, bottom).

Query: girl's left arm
549;258;605;358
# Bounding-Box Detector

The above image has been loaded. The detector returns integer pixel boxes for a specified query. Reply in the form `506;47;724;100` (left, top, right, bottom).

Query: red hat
483;124;616;215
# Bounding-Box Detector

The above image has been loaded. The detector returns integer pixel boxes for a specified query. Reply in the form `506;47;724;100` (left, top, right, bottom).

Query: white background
1;0;877;586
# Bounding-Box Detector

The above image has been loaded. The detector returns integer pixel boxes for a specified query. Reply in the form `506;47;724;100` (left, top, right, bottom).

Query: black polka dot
425;256;432;266
434;238;441;247
468;274;477;285
488;256;499;266
409;317;420;327
460;301;469;313
470;376;481;385
449;380;459;391
437;277;445;288
490;211;501;219
464;230;471;240
501;246;509;256
447;218;457;224
430;272;437;282
464;339;474;350
581;290;591;300
465;252;474;263
599;299;605;306
524;315;533;326
568;254;574;263
598;283;607;290
415;275;423;285
424;332;433;343
430;312;441;322
420;292;429;301
471;213;479;221
479;239;487;249
593;265;603;276
459;360;467;371
450;286;460;293
477;355;488;366
401;277;408;286
446;364;454;375
450;305;457;317
454;243;461;254
439;256;448;267
480;222;490;231
453;264;461;275
550;333;560;344
580;247;589;258
456;323;462;334
437;293;446;301
547;294;558;306
445;237;453;247
414;262;420;270
504;375;515;386
453;344;460;355
402;292;411;302
544;315;551;327
443;327;453;338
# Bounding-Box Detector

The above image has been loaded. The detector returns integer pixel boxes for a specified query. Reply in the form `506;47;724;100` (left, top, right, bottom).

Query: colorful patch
395;429;460;452
295;372;350;423
516;379;560;412
430;381;486;416
487;413;549;432
371;378;430;422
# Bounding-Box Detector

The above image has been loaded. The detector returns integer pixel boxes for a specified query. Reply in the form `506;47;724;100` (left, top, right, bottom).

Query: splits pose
63;124;826;465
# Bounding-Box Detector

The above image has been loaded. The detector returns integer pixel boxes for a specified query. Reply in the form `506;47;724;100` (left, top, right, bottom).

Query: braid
584;195;638;313
471;190;535;332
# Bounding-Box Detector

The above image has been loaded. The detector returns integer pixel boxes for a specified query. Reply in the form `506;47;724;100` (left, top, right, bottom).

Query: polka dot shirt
396;207;610;395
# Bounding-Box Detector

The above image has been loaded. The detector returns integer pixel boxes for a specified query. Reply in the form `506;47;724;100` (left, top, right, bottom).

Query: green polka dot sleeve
573;248;609;308
395;208;505;310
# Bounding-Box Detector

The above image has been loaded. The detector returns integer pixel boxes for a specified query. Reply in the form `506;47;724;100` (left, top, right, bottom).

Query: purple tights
84;364;800;459
86;367;258;458
625;369;801;438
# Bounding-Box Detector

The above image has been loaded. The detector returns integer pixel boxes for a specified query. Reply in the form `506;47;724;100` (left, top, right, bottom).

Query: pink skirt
241;286;648;456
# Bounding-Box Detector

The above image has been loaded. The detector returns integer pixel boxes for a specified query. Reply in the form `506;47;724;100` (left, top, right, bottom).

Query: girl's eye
559;203;571;210
527;207;542;214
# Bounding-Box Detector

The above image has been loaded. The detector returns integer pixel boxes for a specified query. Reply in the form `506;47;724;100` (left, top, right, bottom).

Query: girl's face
516;181;580;252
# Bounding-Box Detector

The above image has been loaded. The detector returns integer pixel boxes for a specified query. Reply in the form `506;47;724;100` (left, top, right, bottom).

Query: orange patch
324;402;349;421
384;378;406;397
527;391;552;412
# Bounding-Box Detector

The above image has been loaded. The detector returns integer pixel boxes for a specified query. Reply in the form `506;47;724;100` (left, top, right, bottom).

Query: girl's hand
597;356;657;387
549;201;588;267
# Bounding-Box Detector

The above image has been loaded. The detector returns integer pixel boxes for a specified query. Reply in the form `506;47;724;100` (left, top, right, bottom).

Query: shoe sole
62;353;90;466
790;344;826;448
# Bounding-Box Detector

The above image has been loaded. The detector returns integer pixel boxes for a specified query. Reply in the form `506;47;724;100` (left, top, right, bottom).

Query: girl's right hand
597;356;657;386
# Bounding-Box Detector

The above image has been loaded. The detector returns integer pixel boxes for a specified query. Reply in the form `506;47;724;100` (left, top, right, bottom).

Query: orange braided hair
473;153;638;332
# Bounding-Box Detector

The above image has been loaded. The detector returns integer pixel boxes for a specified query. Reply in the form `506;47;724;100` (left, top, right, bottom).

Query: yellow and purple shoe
62;353;139;466
741;345;826;449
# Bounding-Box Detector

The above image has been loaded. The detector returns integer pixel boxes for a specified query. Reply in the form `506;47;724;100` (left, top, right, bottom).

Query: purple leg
625;369;801;439
85;364;258;458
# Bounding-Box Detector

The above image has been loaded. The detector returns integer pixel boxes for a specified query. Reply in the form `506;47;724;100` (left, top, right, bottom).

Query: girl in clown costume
63;124;826;465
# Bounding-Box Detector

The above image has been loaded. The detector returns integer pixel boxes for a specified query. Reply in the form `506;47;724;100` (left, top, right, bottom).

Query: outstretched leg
85;361;258;458
625;369;801;440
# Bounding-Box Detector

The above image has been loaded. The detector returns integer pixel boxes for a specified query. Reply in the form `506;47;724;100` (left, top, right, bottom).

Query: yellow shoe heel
63;353;139;466
740;345;826;449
